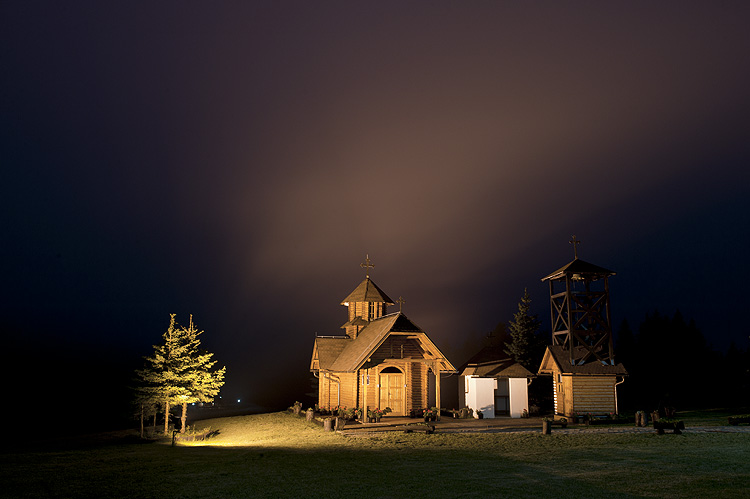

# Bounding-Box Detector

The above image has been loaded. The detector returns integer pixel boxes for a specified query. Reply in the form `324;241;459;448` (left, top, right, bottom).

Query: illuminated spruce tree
504;288;542;369
172;315;226;433
137;314;186;434
137;314;226;434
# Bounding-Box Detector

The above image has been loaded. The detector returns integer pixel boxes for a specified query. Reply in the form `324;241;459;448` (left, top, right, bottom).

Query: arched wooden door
379;367;404;416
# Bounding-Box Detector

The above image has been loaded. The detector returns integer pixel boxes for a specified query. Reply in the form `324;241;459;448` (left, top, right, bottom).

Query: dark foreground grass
2;412;748;498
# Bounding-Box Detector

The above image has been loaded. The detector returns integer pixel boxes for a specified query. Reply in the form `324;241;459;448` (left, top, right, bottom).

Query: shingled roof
340;316;369;329
311;312;456;374
329;313;401;371
458;345;534;378
310;336;349;371
341;277;395;305
541;258;615;281
538;345;628;375
461;359;534;378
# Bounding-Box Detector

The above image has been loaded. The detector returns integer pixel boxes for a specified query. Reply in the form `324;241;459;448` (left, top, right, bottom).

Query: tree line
134;314;226;435
488;292;749;413
615;310;750;412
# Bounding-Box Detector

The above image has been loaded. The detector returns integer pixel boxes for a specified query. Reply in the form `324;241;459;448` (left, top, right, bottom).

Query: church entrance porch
379;368;404;416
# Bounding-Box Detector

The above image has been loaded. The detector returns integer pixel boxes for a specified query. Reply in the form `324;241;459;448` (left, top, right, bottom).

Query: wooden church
537;238;628;416
310;257;456;417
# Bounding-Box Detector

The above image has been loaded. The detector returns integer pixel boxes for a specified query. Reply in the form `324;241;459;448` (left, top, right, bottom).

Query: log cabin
310;260;456;417
538;345;627;416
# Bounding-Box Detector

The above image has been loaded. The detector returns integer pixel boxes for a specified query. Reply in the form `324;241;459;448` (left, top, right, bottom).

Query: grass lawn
2;411;748;498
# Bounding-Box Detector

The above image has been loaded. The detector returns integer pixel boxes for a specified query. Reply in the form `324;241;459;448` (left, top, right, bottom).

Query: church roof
340;316;369;329
311;337;349;372
541;258;615;281
341;277;395;305
538;345;628;375
312;312;456;373
329;314;401;371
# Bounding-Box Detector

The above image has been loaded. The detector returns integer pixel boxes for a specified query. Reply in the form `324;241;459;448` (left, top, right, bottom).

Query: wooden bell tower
538;237;627;416
541;236;616;366
340;255;395;339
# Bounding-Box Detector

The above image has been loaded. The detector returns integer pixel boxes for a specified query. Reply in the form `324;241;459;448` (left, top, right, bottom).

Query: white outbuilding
458;345;533;419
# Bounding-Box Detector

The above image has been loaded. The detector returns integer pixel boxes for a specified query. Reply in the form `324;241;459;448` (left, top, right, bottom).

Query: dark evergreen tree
615;319;636;365
132;380;163;438
504;289;542;370
611;309;742;412
614;319;638;409
486;322;510;348
627;310;722;411
724;342;747;407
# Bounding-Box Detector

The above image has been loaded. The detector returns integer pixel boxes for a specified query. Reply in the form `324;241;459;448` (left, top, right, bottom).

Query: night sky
3;2;749;420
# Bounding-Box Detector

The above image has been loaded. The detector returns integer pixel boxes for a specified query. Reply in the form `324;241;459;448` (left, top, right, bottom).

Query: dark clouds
3;2;749;411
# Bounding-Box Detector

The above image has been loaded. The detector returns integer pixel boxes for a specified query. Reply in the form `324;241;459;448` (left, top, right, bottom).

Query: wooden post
435;362;441;421
164;400;170;435
362;368;368;423
565;275;574;366
548;280;555;346
181;402;188;433
542;420;552;434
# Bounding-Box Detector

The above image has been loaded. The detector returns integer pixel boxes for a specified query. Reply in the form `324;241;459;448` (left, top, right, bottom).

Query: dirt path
335;416;750;436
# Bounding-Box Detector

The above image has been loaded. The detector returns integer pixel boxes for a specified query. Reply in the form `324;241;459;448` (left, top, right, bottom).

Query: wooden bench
401;424;436;434
728;416;750;426
653;420;684;435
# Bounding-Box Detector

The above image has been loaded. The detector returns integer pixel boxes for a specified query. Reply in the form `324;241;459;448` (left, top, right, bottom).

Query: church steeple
340;256;395;338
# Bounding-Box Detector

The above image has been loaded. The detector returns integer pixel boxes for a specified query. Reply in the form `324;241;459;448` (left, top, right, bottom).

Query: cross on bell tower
397;296;406;312
360;254;375;278
570;235;581;259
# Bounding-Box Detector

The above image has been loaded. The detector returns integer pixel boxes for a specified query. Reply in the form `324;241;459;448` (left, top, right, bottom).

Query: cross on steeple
360;254;375;278
570;235;581;259
397;296;406;312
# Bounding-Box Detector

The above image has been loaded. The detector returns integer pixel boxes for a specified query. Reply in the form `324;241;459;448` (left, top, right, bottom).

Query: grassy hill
2;411;748;498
